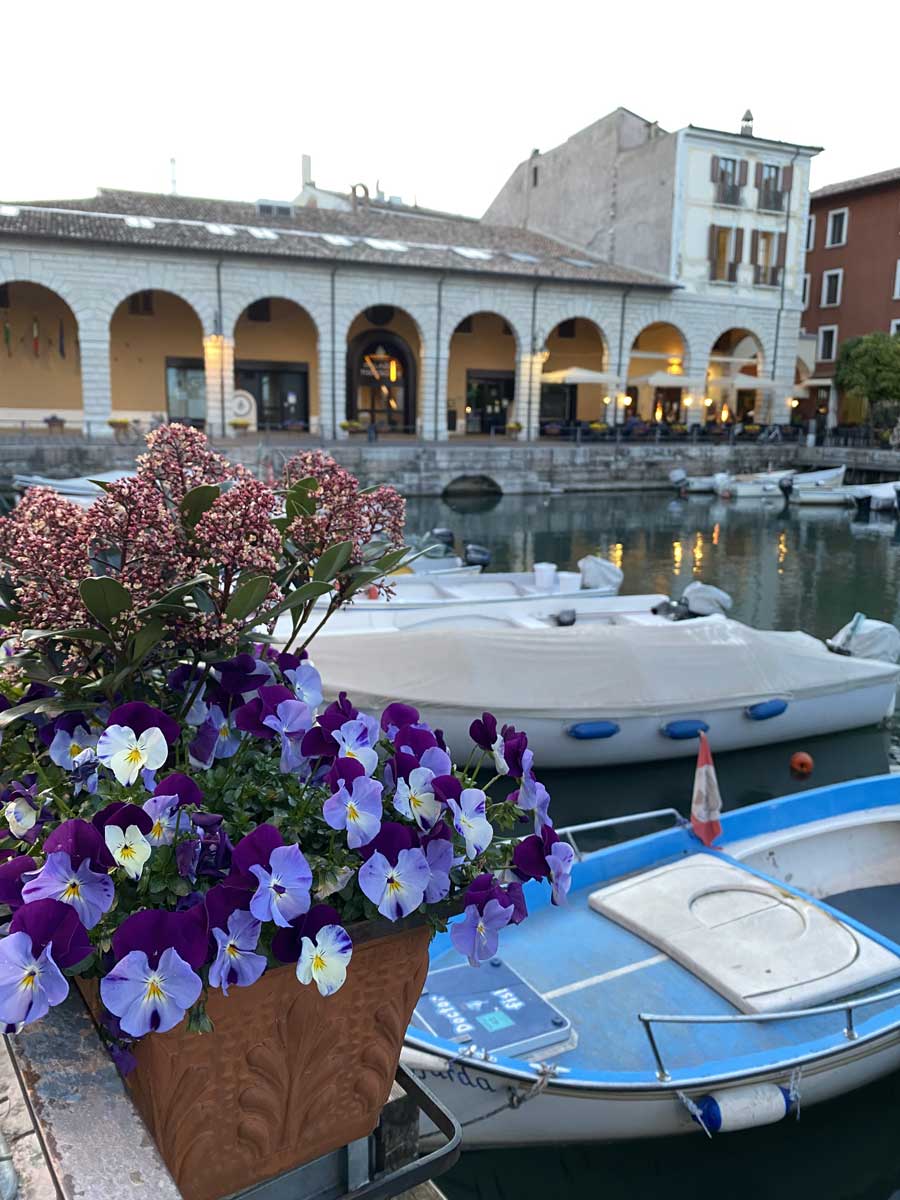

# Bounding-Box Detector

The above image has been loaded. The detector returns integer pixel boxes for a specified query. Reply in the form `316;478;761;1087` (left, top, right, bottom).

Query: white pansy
96;725;169;786
491;735;508;775
296;925;353;996
4;799;36;838
104;824;152;880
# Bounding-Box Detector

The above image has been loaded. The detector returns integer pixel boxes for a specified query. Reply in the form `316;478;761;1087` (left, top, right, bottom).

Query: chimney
740;110;754;137
301;154;313;187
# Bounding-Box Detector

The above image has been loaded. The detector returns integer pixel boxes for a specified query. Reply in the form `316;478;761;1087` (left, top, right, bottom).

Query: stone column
514;351;543;441
417;348;448;441
79;321;113;438
204;336;235;436
826;384;839;429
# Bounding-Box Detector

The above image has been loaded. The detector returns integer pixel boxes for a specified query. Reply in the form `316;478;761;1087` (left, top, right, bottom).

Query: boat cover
589;857;900;1013
309;618;900;719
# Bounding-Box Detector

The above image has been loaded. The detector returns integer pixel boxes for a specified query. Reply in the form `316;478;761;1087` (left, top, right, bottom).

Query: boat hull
405;1027;900;1145
401;678;897;767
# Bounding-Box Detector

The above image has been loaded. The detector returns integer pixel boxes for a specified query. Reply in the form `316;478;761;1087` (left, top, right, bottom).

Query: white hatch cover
589;857;900;1013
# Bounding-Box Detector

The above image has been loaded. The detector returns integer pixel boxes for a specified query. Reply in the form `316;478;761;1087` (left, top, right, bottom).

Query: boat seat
588;856;900;1013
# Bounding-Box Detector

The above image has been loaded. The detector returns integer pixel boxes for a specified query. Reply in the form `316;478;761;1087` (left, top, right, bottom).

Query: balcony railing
758;188;785;212
754;265;783;287
715;182;743;206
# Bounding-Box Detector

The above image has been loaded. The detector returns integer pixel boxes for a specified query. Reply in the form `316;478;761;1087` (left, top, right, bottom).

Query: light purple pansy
21;852;114;929
262;699;313;775
48;724;98;771
331;717;380;776
284;663;323;710
546;840;575;905
419;745;452;777
323;776;383;849
297;924;353;996
208;910;267;996
100;946;202;1036
249;844;312;928
450;899;514;967
142;795;180;846
358;847;430;921
424;837;453;903
393;767;442;832
189;705;242;769
0;931;69;1028
446;789;493;859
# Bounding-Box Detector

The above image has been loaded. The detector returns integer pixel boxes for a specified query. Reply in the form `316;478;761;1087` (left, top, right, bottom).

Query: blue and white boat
402;775;900;1144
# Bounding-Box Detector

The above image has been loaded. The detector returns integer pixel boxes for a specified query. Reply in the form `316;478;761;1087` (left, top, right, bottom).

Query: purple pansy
189;705;242;768
0;857;38;910
500;725;528;777
107;702;181;747
465;873;528;925
468;712;498;752
323;776;383;848
393;767;442;832
232;686;294;739
214;654;273;697
358;846;430;921
71;748;100;796
49;724;98;770
262;699;313;774
38;711;88;749
112;904;209;971
424;837;453;904
284;663;323;710
381;703;419;738
153;773;203;809
22;852;114;929
331;718;380;776
513;827;574;905
451;899;514;967
100;946;202;1036
0;931;68;1027
446;789;493;859
431;775;462;805
10;898;93;968
143;795;179;846
271;904;341;964
92;802;154;838
208;910;267;996
44;818;111;871
249;844;312;928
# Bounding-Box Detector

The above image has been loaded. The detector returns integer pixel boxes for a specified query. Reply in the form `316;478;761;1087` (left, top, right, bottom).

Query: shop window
129;290;154;316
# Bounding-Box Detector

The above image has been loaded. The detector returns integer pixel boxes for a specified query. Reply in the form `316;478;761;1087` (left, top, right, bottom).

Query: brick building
802;166;900;425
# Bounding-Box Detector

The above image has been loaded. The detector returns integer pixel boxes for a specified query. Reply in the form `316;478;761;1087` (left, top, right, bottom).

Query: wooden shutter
754;163;762;188
738;160;748;187
781;165;794;192
708;224;718;261
776;232;787;266
733;229;744;264
750;230;760;265
710;156;720;183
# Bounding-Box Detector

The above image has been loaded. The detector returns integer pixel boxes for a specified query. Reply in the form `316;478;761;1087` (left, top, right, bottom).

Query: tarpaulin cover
310;617;900;721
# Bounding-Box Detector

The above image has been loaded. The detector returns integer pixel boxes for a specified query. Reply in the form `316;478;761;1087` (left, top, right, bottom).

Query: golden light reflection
692;531;704;574
672;539;683;576
608;542;624;570
777;530;788;575
712;522;720;546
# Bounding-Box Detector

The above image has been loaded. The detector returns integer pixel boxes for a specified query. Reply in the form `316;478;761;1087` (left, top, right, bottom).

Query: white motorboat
403;775;900;1146
850;481;900;512
790;486;856;507
309;615;900;768
791;465;847;490
713;469;794;499
13;469;135;505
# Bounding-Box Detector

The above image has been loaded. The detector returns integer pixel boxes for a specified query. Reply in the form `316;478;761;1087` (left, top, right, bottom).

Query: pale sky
3;0;894;217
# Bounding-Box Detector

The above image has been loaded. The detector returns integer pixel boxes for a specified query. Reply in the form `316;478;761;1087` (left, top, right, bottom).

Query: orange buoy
790;751;814;778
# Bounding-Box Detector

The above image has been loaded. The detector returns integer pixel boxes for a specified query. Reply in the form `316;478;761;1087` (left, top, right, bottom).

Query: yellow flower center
68;742;83;759
219;724;230;740
476;921;486;938
151;820;165;840
312;952;326;973
346;749;358;759
61;880;81;901
20;969;37;991
125;747;144;766
346;802;359;822
119;844;136;860
410;793;423;809
225;943;240;959
386;875;402;894
145;978;164;1002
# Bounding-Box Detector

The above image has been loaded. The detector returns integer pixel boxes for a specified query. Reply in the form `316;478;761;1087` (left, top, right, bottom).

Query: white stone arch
343;302;429;435
440;306;525;358
0;263;87;327
708;323;768;371
100;271;216;334
341;299;429;356
540;313;610;364
226;291;326;342
624;316;693;372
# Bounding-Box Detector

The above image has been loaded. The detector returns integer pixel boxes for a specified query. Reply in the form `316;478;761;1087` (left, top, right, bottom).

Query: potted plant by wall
228;418;252;435
0;428;567;1200
506;420;523;437
107;416;132;443
339;419;364;435
43;414;66;433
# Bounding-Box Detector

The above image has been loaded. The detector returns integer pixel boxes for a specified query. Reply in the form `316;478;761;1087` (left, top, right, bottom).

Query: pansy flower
0;856;39;911
262;699;313;775
393;767;442;832
500;725;528;777
380;702;419;740
249;844;312;928
270;904;341;963
469;712;498;752
424;837;453;904
323;776;383;849
446;789;493;859
297;924;353;996
49;723;98;771
332;718;380;776
189;705;241;769
358;838;430;921
97;723;169;786
513;826;574;905
214;654;273;698
0;931;68;1028
232;686;294;740
465;872;528;925
284;663;323;710
22;852;114;929
100;947;202;1036
106;702;181;747
451;899;514;967
105;825;152;880
209;910;267;996
71;748;100;796
4;784;38;839
142;795;179;846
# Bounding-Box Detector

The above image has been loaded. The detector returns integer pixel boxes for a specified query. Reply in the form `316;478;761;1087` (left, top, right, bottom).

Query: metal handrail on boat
557;809;686;859
638;982;900;1080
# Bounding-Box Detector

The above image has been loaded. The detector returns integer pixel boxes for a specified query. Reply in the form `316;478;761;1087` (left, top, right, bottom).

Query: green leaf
0;606;18;623
130;617;166;664
22;626;112;645
0;697;86;729
340;568;385;598
87;479;119;494
80;577;133;627
370;546;413;575
179;484;221;528
225;575;272;622
140;574;213;612
313;540;353;582
256;580;332;623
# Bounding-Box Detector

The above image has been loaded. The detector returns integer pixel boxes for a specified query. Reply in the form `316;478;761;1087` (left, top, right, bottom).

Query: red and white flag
690;732;722;847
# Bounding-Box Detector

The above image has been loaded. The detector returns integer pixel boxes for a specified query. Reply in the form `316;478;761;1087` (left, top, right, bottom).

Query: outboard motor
828;612;900;663
652;598;691;621
778;475;795;496
659;581;734;620
856;494;872;519
669;468;687;489
463;542;491;569
428;527;455;548
553;609;577;627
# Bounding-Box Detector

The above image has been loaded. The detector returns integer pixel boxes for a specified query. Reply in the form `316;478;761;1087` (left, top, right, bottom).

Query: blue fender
567;720;621;740
660;719;709;740
745;699;789;721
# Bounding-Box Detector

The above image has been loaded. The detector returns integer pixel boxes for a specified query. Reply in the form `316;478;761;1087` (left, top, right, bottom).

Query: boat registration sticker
476;1010;515;1033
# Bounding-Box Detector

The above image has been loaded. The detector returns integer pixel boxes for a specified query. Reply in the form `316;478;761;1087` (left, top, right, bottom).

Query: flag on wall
58;318;65;359
32;317;39;358
690;732;722;847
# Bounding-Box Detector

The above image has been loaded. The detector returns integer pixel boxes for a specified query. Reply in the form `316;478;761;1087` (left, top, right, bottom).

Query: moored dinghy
403;774;900;1146
308;617;900;768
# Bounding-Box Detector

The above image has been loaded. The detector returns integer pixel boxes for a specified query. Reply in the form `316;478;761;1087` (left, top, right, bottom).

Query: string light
672;539;683;575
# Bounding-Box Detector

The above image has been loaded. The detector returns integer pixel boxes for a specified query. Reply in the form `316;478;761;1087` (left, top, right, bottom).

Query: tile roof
811;165;900;201
0;188;672;289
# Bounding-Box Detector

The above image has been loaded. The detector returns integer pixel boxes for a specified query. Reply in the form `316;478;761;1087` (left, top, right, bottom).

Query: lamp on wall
704;396;714;408
602;395;611;405
789;398;800;409
683;394;694;407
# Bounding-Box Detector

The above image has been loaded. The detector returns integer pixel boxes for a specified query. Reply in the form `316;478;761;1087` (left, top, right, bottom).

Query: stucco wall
447;312;517;425
110;290;204;413
234;297;319;419
0;281;82;417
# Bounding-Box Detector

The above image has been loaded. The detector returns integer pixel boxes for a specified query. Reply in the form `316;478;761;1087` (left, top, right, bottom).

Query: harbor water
405;489;900;1200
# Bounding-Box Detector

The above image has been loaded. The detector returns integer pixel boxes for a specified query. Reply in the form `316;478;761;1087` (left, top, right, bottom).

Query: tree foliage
835;332;900;422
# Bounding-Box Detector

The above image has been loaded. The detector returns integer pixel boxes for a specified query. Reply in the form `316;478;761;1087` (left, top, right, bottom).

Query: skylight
206;223;236;236
363;237;408;252
247;227;278;240
0;205;20;218
124;215;154;229
506;250;540;264
452;246;493;261
321;233;353;247
561;256;596;268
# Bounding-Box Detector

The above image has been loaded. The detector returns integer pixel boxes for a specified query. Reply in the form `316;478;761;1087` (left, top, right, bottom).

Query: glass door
466;373;513;433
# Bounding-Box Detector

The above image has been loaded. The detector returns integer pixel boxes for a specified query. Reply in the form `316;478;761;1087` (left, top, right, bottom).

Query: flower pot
78;922;430;1200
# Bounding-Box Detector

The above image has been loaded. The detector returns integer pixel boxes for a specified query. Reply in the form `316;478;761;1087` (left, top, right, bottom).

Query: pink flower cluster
0;488;91;630
136;423;250;503
282;451;405;563
193;478;282;577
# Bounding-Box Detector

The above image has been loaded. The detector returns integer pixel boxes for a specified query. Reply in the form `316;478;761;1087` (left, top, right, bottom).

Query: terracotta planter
79;922;430;1200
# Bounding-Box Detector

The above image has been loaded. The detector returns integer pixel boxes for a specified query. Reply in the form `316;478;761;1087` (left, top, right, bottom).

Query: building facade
0;109;819;440
801;167;900;425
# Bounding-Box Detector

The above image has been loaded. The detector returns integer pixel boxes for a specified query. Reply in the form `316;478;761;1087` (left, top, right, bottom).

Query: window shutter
750;230;760;265
754;163;762;188
733;229;744;264
738;160;748;187
710;156;720;183
708;224;718;261
781;165;794;192
776;232;787;266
